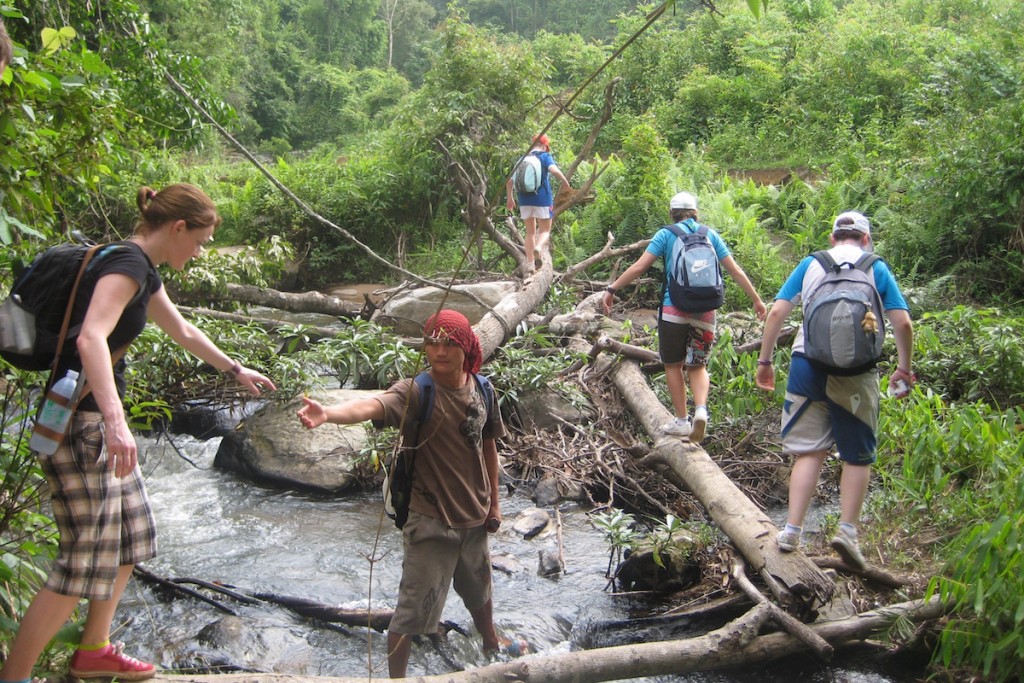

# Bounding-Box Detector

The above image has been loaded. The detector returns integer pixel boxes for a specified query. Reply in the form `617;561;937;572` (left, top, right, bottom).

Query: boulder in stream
215;389;381;493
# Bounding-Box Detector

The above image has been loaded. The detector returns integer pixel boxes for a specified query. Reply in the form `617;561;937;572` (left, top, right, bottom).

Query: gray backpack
802;250;885;375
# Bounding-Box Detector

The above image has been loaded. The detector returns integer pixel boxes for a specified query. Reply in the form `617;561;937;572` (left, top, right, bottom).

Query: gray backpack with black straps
802;250;885;375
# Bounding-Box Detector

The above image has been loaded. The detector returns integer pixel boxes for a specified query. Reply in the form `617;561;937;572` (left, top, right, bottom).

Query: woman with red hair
505;134;571;272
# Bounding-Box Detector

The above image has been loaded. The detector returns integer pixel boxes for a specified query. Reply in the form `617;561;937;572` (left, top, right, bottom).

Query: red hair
532;133;551;148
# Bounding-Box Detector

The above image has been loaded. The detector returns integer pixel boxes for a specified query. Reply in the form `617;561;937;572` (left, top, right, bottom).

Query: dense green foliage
2;0;1024;678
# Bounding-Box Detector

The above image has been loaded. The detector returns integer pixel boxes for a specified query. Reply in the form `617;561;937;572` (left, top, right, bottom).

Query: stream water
99;430;929;682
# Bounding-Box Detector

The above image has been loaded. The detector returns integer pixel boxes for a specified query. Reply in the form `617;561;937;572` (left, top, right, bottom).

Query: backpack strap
50;245;104;377
414;371;493;425
811;250;841;273
414;371;435;424
658;225;686;323
475;374;495;423
853;252;881;272
665;223;687;240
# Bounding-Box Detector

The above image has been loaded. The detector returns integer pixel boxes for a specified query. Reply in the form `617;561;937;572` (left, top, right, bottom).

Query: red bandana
424;309;483;375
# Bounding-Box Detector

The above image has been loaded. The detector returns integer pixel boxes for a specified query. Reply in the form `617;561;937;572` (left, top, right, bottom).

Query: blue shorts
781;355;880;465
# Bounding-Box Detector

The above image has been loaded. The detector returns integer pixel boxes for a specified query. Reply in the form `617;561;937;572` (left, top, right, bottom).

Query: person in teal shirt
602;191;766;443
756;211;914;571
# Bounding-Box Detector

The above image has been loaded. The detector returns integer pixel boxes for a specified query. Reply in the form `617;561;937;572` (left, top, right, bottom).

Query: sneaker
777;528;800;552
499;636;529;657
69;642;156;681
690;406;709;443
831;527;868;571
661;417;692;437
484;636;530;662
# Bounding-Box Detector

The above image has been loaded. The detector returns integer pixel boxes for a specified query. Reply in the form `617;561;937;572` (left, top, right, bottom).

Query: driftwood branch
251;592;394;632
735;326;797;355
564;78;620;180
561;234;649;284
162;70;451;292
731;556;834;661
133;565;238;616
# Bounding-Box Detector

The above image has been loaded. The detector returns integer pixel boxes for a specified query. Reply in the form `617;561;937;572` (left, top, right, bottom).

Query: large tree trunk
176;284;365;318
603;357;837;614
147;597;948;683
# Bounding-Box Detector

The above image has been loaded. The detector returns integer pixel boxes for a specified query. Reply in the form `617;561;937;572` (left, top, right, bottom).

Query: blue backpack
662;223;725;313
381;371;495;529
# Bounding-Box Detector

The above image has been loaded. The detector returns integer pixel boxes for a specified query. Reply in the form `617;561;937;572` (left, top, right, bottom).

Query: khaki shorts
388;511;493;635
38;411;158;599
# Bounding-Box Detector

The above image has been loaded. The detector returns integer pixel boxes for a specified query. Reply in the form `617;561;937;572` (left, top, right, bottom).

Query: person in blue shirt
756;211;915;571
601;191;766;443
505;134;570;272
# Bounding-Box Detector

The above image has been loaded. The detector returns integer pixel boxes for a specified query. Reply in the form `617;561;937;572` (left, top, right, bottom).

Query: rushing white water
107;432;913;682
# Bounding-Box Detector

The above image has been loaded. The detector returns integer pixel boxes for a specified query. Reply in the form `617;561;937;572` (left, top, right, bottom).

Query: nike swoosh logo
691;261;711;273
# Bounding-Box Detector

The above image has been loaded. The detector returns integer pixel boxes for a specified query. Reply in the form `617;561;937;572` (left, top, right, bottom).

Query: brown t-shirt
375;373;505;529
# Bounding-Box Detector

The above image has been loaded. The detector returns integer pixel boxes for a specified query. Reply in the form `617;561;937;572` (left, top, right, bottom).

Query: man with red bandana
297;310;509;677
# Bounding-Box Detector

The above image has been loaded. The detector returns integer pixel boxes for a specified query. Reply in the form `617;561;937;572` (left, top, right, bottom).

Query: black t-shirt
56;241;162;411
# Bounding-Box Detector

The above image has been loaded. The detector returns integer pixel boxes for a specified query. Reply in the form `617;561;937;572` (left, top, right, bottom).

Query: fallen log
603;358;838;615
251;592;394;632
730;555;833;661
146;597;950;683
177;306;341;339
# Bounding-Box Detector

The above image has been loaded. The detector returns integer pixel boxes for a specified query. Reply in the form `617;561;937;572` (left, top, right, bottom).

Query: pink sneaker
69;642;156;681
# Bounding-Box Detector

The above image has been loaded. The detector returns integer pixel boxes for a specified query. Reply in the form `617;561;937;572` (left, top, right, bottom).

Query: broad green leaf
40;27;61;54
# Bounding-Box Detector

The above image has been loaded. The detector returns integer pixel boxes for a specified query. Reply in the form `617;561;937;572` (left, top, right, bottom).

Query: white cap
832;211;871;235
669;192;698;210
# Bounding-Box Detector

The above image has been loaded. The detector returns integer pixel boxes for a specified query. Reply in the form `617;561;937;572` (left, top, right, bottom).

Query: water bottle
30;369;80;455
889;378;909;399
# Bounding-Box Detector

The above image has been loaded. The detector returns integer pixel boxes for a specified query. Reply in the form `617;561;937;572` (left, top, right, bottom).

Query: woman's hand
104;418;139;479
234;365;277;395
601;290;615;314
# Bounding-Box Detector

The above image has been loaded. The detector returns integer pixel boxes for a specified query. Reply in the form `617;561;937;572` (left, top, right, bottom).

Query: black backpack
662;223;725;313
801;250;885;375
0;242;140;372
380;371;495;530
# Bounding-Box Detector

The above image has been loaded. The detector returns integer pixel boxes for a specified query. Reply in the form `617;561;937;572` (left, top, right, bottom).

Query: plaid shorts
388;511;493;635
37;411;158;600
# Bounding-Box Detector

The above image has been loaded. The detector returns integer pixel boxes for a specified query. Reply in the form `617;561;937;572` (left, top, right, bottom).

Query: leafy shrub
913;307;1024;407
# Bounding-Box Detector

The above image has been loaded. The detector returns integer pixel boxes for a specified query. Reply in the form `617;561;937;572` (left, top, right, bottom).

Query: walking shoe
484;636;530;663
777;528;800;552
690;406;709;443
69;642;156;681
831;527;868;571
661;417;692;437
